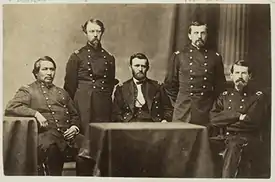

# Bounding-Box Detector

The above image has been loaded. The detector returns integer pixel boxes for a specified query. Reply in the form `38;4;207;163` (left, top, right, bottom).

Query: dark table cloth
89;122;214;177
3;117;38;175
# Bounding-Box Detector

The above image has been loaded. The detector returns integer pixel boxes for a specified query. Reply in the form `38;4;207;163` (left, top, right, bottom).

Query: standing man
5;56;93;176
209;60;267;178
112;53;172;122
64;18;118;133
164;20;226;125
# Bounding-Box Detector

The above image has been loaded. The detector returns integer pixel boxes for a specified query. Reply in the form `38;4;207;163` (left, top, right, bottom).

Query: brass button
88;55;91;58
105;62;108;65
88;68;91;71
66;111;69;114
101;87;104;90
190;77;193;80
46;97;49;100
156;106;159;109
63;105;66;108
204;62;207;66
104;75;107;78
204;55;208;59
89;74;93;77
205;69;208;72
203;77;207;80
48;105;51;108
93;86;96;89
189;62;193;66
203;85;206;89
88;62;90;65
240;106;243;109
190;85;194;88
55;119;58;123
101;50;104;52
190;49;193;52
101;81;105;84
229;99;232;102
43;91;46;94
52;112;55;115
190;92;193;96
88;49;90;52
190;70;193;73
228;106;231;110
189;56;193;59
241;99;245;102
66;120;69;123
104;56;106;59
92;80;96;83
201;92;204;96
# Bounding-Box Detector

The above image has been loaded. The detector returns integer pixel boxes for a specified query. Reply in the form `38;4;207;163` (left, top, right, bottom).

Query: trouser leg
222;136;247;178
46;144;64;176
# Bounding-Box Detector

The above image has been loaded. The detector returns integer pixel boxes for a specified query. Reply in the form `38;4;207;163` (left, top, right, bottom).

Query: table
3;117;38;175
88;122;214;177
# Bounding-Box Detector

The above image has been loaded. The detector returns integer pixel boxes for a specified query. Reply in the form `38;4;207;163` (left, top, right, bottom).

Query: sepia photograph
2;2;272;179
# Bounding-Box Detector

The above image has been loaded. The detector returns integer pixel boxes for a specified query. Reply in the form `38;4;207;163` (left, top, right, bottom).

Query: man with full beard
64;18;118;134
209;60;267;177
112;53;172;122
164;20;226;125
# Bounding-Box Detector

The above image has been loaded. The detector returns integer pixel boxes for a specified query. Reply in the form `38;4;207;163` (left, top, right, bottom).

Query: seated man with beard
112;53;172;122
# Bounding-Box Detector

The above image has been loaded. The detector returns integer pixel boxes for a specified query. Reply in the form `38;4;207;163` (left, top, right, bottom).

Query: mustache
236;78;245;83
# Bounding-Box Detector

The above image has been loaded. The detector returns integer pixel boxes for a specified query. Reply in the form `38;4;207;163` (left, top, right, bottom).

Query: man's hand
161;119;168;123
239;114;247;121
63;125;79;140
35;111;48;127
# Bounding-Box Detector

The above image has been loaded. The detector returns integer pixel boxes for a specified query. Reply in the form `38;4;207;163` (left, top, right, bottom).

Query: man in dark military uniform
5;56;93;176
64;18;118;133
209;60;267;178
112;53;173;122
164;21;226;125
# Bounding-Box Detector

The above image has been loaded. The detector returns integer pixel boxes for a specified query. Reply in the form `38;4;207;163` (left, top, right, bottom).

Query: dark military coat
5;81;83;151
164;44;226;125
112;78;173;122
64;43;117;133
210;87;266;133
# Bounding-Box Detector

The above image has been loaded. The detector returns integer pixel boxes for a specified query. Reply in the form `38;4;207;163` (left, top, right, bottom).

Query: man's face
130;58;148;80
188;25;207;49
36;61;56;84
85;22;103;48
231;64;250;91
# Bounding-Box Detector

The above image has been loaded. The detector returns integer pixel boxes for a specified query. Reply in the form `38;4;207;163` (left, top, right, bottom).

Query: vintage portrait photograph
2;2;272;179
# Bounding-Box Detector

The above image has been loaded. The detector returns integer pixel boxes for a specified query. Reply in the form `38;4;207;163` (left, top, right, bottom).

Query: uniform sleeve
209;94;241;126
65;91;81;129
64;53;79;99
213;55;226;98
164;53;180;105
5;86;37;117
160;84;173;122
112;85;124;122
232;93;266;130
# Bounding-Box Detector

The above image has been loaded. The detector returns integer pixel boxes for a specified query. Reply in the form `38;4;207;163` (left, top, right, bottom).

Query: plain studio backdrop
3;4;271;108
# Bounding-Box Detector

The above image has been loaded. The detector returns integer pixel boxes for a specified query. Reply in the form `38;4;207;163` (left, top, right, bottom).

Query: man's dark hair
230;60;251;74
82;18;105;34
129;53;149;68
188;20;208;34
32;56;56;78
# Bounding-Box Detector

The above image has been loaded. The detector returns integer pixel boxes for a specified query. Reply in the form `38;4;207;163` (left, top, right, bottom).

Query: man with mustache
64;18;118;134
112;53;172;123
164;20;226;125
5;56;94;176
209;60;267;177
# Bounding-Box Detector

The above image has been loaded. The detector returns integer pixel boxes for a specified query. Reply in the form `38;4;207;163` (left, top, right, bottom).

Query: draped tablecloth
88;122;214;177
3;117;38;175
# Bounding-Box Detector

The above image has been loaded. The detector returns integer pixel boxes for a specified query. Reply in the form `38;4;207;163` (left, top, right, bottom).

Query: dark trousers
210;134;265;178
38;144;64;175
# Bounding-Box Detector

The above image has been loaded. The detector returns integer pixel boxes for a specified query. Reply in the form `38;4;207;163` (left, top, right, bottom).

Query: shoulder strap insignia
256;91;263;96
175;51;180;55
215;52;220;56
74;49;79;54
222;91;228;95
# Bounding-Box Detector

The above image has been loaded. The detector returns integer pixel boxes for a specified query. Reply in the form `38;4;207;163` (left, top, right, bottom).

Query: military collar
187;43;208;53
132;77;148;85
86;42;102;52
36;80;54;89
231;85;250;96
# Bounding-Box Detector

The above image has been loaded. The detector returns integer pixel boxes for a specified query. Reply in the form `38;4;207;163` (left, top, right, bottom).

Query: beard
195;39;205;48
89;38;100;48
235;78;247;90
133;71;146;80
